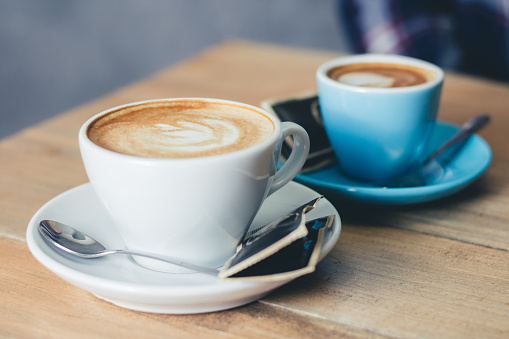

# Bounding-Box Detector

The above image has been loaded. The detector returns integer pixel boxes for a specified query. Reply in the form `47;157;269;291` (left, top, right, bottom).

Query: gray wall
0;0;349;138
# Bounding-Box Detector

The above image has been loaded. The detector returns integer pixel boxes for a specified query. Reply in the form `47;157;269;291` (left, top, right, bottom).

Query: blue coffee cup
316;54;444;183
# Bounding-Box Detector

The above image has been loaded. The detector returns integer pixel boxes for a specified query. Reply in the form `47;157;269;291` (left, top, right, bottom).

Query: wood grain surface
1;40;508;338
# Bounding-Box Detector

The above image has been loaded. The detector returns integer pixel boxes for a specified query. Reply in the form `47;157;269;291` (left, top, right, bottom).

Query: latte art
338;72;395;88
327;62;433;88
154;120;238;147
87;100;274;158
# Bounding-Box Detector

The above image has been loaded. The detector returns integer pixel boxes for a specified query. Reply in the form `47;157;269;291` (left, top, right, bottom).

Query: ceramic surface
317;54;443;182
26;181;340;314
295;122;491;204
79;98;310;271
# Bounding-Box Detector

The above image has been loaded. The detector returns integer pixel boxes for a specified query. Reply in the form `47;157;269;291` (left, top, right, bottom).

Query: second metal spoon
378;114;490;188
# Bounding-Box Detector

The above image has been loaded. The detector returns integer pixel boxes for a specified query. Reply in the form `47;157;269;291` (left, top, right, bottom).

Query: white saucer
26;181;341;314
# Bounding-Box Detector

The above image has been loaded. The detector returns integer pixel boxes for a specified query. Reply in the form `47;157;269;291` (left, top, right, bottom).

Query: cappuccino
327;62;433;88
80;98;309;270
87;100;275;158
317;54;444;182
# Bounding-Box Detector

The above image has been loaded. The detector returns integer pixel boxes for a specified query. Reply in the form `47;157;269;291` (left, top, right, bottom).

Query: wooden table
1;40;508;338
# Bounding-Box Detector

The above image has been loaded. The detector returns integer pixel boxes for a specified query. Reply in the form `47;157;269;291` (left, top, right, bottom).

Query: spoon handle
115;249;219;276
423;114;490;166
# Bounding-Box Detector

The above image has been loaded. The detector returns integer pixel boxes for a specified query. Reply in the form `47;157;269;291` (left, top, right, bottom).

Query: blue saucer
295;121;491;204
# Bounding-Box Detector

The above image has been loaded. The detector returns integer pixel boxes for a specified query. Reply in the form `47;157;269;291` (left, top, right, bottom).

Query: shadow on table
327;177;489;227
265;177;490;301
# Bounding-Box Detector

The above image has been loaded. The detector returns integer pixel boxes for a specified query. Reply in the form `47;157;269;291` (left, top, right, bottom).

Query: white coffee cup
79;98;309;272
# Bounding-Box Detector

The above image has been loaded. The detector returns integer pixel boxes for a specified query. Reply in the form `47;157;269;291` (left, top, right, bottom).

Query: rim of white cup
79;98;282;163
316;53;444;93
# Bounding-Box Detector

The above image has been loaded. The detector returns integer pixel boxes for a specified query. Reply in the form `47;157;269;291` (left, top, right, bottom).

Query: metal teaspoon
39;220;219;276
378;114;490;188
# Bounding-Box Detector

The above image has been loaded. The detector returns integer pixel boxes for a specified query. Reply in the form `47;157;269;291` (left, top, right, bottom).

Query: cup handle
267;122;310;196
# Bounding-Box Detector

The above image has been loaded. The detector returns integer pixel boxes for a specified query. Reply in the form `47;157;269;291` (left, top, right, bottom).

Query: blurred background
0;0;348;138
2;0;507;138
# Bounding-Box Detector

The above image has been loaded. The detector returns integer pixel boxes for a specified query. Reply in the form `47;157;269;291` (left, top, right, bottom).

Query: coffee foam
87;100;275;158
327;62;432;88
338;72;395;88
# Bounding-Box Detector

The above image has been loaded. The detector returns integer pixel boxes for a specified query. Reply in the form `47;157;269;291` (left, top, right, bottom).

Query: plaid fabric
340;0;509;81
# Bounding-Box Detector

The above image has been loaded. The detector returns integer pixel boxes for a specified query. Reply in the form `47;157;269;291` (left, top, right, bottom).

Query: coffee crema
87;100;275;158
327;62;433;88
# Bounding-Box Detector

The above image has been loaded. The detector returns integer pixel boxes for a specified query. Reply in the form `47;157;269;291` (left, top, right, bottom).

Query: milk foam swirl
147;119;240;153
87;101;274;158
338;72;394;88
328;62;431;88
